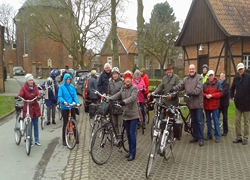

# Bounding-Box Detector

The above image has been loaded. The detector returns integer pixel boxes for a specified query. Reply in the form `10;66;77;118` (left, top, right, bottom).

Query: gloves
169;89;174;93
63;102;68;106
140;89;145;93
119;101;125;106
37;97;41;101
187;93;193;97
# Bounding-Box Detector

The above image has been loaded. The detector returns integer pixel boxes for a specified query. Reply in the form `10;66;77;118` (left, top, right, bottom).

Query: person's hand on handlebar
167;94;172;100
119;101;125;106
36;96;41;101
63;101;68;106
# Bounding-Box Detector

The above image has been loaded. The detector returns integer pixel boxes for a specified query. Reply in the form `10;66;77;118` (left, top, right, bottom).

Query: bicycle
64;102;81;150
38;87;46;130
89;94;129;165
146;103;177;178
14;96;38;156
138;105;145;134
56;102;62;120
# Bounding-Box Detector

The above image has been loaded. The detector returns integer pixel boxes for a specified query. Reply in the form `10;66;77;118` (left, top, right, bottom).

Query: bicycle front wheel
146;136;158;179
122;126;129;152
89;116;103;152
164;128;175;160
14;112;21;145
151;116;157;140
65;119;78;150
25;121;32;156
40;104;45;130
90;126;113;165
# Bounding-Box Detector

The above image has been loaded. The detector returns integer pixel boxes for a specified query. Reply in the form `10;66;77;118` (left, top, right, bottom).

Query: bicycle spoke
146;136;157;178
65;119;78;150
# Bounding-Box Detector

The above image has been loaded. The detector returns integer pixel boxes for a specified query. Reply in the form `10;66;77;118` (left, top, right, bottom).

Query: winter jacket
18;82;41;119
203;77;223;110
219;79;230;107
107;77;124;97
97;71;111;94
154;73;179;107
201;73;208;84
41;81;58;107
58;73;80;110
173;73;203;109
109;83;139;121
132;77;146;103
88;75;99;100
230;72;250;111
141;73;149;94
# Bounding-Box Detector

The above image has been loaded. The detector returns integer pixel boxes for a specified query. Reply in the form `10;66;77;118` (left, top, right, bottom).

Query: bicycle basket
89;103;99;116
97;101;110;115
148;102;155;111
15;103;23;112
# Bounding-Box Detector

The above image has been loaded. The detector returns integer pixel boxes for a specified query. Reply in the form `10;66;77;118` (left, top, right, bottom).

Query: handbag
64;85;80;115
97;101;111;115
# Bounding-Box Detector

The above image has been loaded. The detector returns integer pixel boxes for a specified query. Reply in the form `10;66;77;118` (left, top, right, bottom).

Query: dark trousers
190;108;204;141
61;109;79;143
124;119;138;158
219;106;229;134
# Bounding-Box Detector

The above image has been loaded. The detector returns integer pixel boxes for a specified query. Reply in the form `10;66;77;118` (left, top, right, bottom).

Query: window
134;56;138;66
243;55;250;69
107;57;112;67
23;28;28;55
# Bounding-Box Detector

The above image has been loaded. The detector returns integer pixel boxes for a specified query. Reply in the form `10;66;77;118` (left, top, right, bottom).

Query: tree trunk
111;0;119;68
137;0;145;69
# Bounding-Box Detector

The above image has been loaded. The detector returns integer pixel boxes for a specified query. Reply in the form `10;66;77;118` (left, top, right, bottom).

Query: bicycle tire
89;114;96;128
89;115;103;152
144;106;150;124
90;126;113;165
164;128;174;160
25;121;32;156
57;104;62;120
40;104;45;130
14;112;22;145
146;136;158;179
185;113;193;135
151;116;157;140
65;118;78;150
122;126;129;152
138;108;144;135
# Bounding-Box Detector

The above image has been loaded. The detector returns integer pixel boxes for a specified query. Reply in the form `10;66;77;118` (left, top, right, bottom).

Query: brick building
175;0;250;84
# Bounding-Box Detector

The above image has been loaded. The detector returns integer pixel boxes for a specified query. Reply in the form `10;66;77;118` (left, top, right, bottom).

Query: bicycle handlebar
64;102;82;108
15;96;38;102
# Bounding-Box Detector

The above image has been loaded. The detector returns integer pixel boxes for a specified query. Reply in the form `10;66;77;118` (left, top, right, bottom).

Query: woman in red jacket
18;74;41;147
203;70;222;143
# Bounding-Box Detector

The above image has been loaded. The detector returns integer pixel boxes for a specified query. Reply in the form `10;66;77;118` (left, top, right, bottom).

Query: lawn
0;96;15;118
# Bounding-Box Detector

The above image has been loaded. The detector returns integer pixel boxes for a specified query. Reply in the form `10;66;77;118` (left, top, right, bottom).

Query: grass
0;96;15;118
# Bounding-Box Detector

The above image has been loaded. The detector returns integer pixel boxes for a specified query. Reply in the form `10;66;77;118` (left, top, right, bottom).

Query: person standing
203;70;223;143
88;70;99;104
97;63;112;95
140;68;149;97
201;64;209;84
107;67;124;136
132;69;146;129
108;70;138;161
230;63;250;145
148;64;179;107
218;71;230;136
61;65;72;82
172;64;204;146
58;73;80;146
18;74;42;146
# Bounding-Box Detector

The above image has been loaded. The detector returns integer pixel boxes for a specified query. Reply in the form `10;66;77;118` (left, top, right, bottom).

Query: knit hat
134;69;141;76
25;73;34;82
123;70;133;79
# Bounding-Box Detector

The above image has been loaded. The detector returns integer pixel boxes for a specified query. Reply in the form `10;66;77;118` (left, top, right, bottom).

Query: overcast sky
1;0;193;30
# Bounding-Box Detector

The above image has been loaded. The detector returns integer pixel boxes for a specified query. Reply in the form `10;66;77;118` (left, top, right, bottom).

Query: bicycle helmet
46;77;53;86
111;67;120;74
50;69;58;80
202;64;209;70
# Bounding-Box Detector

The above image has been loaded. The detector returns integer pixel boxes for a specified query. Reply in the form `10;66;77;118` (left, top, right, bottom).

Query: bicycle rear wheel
25;121;32;156
90;126;113;165
122;126;129;152
138;108;144;134
146;136;158;178
14;112;22;145
65;119;78;150
89;114;95;128
144;106;149;124
89;115;103;152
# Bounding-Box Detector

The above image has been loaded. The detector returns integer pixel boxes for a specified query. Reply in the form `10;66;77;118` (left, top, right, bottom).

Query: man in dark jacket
230;63;250;145
218;71;230;136
203;70;222;143
173;64;204;146
88;70;99;103
97;63;111;94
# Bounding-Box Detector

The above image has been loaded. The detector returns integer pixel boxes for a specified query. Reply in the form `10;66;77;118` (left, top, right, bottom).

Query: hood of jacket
63;73;72;85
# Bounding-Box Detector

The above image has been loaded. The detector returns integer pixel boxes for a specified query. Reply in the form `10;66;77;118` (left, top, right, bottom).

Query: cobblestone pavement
63;112;250;180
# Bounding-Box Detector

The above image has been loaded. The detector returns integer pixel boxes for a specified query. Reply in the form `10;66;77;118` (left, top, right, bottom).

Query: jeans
190;109;204;141
219;106;229;134
139;102;145;123
124;119;138;157
30;116;39;143
205;109;220;140
47;105;56;122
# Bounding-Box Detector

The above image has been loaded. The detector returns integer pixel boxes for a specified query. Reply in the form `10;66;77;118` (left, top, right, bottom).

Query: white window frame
243;55;250;69
107;57;112;67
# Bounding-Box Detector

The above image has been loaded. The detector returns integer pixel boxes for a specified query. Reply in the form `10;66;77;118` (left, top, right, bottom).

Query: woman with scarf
18;73;41;146
41;77;58;125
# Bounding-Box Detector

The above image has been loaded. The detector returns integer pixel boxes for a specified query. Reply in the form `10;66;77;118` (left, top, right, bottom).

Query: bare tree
0;3;16;45
19;0;112;69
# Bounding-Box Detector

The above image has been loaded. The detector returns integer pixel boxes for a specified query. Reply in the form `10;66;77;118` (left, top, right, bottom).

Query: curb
0;110;15;121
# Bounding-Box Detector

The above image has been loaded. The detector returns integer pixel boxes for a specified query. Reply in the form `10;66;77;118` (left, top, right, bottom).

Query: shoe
189;138;198;143
46;122;51;125
63;142;67;146
215;139;220;143
125;154;130;158
35;142;41;146
233;138;242;143
199;140;204;147
222;133;227;136
52;121;56;124
205;137;212;140
242;139;248;145
127;156;135;161
31;143;33;148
